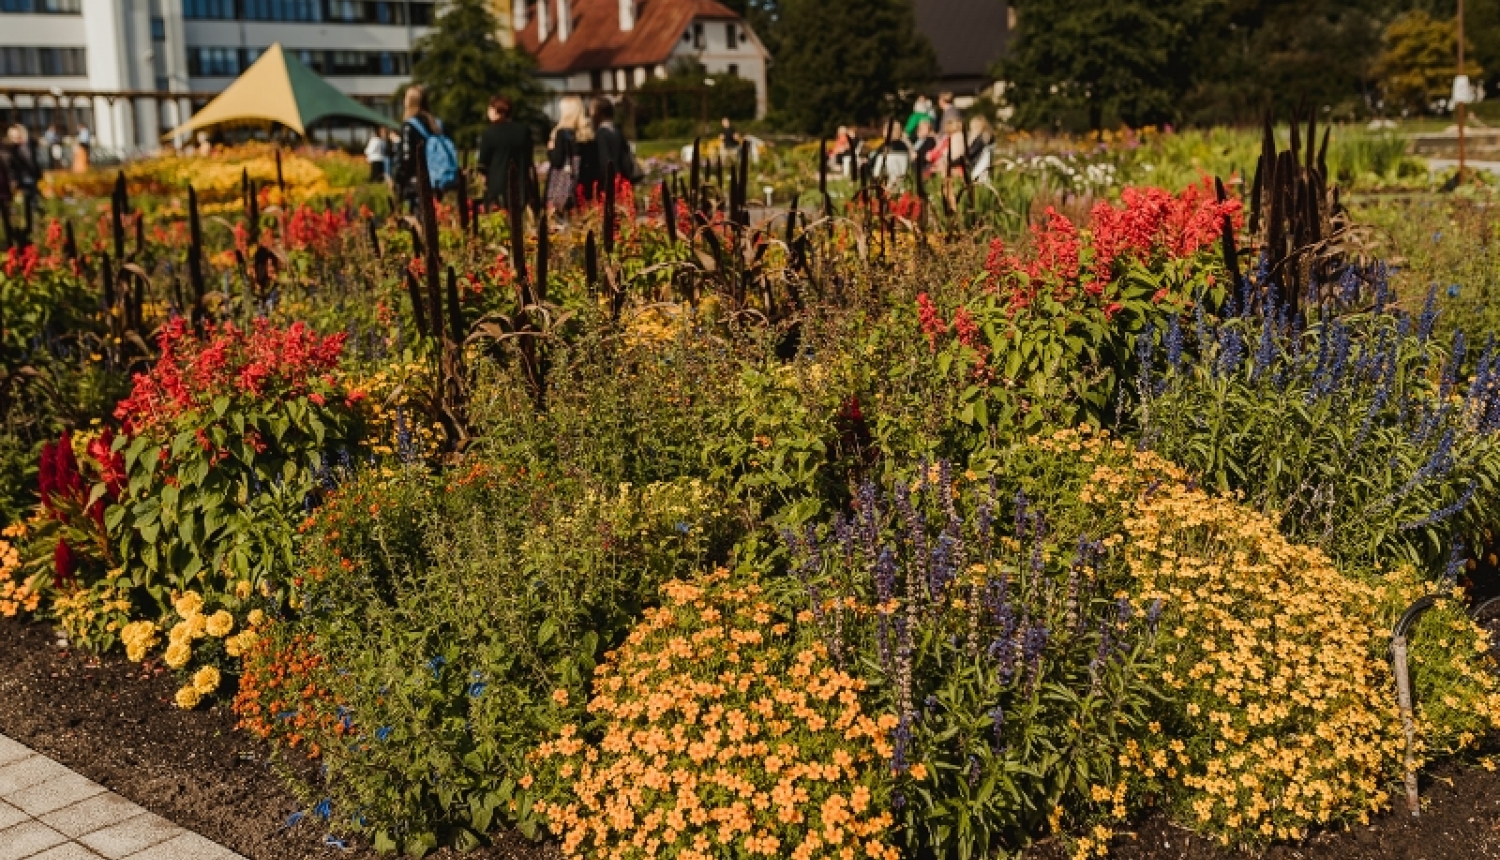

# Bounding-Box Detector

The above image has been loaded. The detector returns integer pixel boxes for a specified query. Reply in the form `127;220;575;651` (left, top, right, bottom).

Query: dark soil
4;615;1499;860
0;617;552;860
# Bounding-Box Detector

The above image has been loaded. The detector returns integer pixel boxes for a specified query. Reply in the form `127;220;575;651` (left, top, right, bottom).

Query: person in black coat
589;98;640;196
478;96;534;209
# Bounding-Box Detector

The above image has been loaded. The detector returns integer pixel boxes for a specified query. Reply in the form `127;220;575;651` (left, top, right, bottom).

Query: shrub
780;453;1163;859
104;317;365;611
532;568;900;860
1137;270;1500;573
1021;429;1500;844
251;461;735;855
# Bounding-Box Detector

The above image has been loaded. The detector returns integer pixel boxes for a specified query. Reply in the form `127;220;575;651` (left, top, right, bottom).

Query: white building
514;0;770;119
0;0;439;156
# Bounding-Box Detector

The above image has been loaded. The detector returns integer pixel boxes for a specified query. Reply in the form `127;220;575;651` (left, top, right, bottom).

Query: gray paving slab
0;799;28;831
0;736;33;767
76;814;183;860
27;845;106;860
121;831;242;860
0;819;68;860
8;771;109;817
40;793;148;839
0;755;70;795
0;734;245;860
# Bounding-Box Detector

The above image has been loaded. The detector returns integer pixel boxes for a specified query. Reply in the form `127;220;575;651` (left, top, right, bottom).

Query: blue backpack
406;117;459;191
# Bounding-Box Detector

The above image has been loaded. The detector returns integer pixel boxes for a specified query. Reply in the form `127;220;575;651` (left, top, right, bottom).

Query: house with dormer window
512;0;770;118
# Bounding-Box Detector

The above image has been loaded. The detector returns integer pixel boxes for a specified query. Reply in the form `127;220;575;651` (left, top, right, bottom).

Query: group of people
367;86;643;216
904;92;994;179
824;92;995;184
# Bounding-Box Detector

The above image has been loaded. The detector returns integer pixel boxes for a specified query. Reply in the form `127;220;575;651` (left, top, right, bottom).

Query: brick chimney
619;0;636;31
558;0;571;41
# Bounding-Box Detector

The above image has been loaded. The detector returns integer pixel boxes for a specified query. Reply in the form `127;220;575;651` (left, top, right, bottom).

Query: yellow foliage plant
532;568;900;860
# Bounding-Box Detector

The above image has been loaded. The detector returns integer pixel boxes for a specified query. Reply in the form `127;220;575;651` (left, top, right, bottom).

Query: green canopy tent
164;43;396;140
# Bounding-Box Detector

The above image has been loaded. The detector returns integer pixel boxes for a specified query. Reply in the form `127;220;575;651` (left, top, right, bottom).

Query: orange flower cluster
233;629;345;759
533;569;899;860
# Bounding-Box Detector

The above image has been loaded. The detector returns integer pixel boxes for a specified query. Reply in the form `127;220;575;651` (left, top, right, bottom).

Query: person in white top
365;130;388;182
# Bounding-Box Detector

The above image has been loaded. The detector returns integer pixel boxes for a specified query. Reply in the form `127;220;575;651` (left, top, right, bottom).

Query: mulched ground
0;617;552;860
2;614;1498;860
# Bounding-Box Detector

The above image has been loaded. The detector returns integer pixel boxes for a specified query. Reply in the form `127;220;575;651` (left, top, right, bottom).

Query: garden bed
0;616;550;860
3;611;1496;860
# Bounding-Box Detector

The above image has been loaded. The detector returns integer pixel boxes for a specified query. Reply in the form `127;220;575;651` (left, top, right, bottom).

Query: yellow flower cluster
51;583;133;644
1068;438;1496;842
533;568;899;860
344;361;444;464
0;533;38;617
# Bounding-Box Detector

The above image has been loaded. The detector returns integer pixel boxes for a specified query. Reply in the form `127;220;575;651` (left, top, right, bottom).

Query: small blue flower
276;710;298;722
282;812;305;829
674;522;691;534
314;799;332;820
1448;283;1461;298
468;682;487;698
426;655;446;677
375;726;392;742
323;835;350;850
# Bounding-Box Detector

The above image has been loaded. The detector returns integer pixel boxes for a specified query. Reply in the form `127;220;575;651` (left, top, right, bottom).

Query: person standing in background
590;98;640;195
364;128;388;182
937;92;962;131
478;95;534;209
904;95;935;139
73;125;90;173
547;95;590;212
7;126;40;215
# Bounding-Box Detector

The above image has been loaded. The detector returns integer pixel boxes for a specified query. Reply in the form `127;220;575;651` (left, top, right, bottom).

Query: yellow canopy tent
164;43;396;140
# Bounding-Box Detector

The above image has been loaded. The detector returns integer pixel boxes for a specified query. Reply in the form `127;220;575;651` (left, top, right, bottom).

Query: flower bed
0;141;1497;860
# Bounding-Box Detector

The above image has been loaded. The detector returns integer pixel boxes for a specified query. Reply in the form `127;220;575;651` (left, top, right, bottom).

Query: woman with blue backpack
394;86;460;211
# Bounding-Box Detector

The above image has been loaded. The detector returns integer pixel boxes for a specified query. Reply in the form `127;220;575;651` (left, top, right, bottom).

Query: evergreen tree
409;0;542;147
772;0;937;136
1001;0;1202;131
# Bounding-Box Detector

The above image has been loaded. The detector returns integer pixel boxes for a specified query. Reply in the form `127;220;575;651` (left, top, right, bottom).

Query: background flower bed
0;128;1497;860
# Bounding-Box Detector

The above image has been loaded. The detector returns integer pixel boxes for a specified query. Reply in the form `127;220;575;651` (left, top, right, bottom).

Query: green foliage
106;388;362;611
771;0;938;135
634;59;758;139
410;0;544;147
1002;0;1200;130
279;461;733;855
1136;292;1500;574
785;461;1163;858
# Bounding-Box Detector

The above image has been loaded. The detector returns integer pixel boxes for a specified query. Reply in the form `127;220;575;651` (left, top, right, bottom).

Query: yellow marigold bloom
173;591;204;617
164;640;192;669
192;665;221;695
247;609;266;627
174;685;202;710
205;610;234;638
234;580;253;600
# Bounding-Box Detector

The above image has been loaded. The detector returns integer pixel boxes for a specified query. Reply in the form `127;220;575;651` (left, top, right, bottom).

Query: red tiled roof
515;0;744;75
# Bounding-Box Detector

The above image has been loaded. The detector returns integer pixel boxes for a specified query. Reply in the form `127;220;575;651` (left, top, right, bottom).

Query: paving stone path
0;734;246;860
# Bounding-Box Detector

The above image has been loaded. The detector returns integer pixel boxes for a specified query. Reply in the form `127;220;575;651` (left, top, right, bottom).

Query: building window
590;69;602;91
150;16;166;41
725;23;737;50
183;0;237;19
0;46;87;76
409;1;434;26
187;46;241;76
681;29;690;43
0;0;82;12
692;22;704;49
727;63;738;77
243;0;322;21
